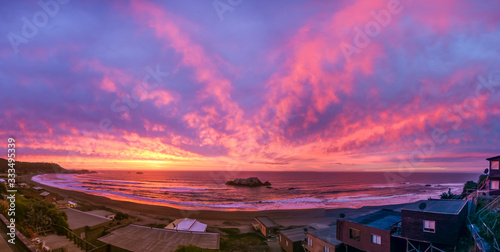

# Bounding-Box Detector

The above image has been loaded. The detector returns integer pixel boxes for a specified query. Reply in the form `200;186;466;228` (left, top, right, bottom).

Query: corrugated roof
255;216;279;228
39;192;50;197
402;199;467;215
279;228;308;242
349;209;401;230
87;210;115;218
63;208;112;230
98;224;219;252
308;226;342;246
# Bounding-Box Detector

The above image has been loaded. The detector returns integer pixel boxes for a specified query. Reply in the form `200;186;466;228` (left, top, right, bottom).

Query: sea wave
31;173;464;211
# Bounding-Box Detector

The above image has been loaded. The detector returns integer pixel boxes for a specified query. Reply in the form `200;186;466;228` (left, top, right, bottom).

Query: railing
88;244;109;252
467;216;490;252
389;221;402;236
467;196;500;252
53;225;97;252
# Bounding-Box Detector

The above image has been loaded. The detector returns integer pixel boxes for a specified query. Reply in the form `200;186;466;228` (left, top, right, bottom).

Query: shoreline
23;173;421;227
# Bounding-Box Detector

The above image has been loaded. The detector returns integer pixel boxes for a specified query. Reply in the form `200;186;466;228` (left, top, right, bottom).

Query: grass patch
219;227;269;252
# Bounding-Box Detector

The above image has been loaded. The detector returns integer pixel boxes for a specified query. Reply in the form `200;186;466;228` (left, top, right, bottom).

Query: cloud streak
1;0;499;171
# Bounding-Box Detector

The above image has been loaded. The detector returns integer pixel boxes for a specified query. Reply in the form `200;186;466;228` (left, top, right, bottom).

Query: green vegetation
440;188;458;199
114;211;130;220
470;197;500;250
0;194;69;237
0;183;6;199
219;228;269;252
449;173;490;199
0;182;6;194
174;245;218;252
145;223;167;228
173;228;268;252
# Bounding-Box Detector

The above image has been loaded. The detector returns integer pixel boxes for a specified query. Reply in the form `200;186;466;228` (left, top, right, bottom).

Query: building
98;224;220;252
337;209;401;252
63;208;113;244
87;210;116;220
56;200;78;208
306;226;342;252
18;182;29;188
39;191;56;203
254;216;279;237
394;199;468;250
486;155;500;196
165;218;207;232
279;227;309;252
336;200;468;251
33;186;44;191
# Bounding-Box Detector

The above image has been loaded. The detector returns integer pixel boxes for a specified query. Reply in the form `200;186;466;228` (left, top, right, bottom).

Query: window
423;220;435;233
307;237;313;247
492;180;500;190
279;235;281;242
286;240;288;246
492;161;499;170
324;246;330;252
349;228;360;241
371;234;381;244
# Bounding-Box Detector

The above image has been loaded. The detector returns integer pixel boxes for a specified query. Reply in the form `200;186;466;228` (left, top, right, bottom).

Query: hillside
0;158;90;175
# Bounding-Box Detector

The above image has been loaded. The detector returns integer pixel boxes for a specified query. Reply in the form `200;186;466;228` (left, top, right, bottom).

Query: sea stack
225;177;271;187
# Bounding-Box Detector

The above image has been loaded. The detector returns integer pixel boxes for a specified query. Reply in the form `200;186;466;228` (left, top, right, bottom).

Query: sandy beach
23;174;411;229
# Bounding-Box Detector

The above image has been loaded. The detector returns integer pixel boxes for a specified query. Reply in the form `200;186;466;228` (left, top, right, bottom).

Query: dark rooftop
487;155;500;161
402;199;467;215
98;224;219;252
255;216;279;228
307;226;342;246
279;228;308;242
63;208;112;230
348;209;401;230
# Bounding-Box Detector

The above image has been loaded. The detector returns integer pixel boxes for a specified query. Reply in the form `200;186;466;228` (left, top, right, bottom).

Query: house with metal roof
337;199;468;251
306;226;343;252
394;199;468;251
98;224;220;252
254;216;279;237
485;155;500;196
63;208;113;244
39;191;56;203
279;227;309;252
337;209;401;252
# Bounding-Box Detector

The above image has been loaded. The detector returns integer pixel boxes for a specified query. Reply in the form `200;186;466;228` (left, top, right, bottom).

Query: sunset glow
1;0;500;171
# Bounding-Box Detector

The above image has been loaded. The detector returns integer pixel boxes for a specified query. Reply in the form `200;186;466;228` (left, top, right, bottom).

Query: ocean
32;171;478;211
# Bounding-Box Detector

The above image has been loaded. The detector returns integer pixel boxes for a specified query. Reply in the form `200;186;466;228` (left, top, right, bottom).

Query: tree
440;188;458;199
461;181;477;198
0;182;6;194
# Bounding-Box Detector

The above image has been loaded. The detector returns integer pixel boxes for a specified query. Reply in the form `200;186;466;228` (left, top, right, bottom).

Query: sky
0;0;499;172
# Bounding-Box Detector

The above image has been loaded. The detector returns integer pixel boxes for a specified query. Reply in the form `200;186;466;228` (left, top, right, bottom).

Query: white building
165;218;208;232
